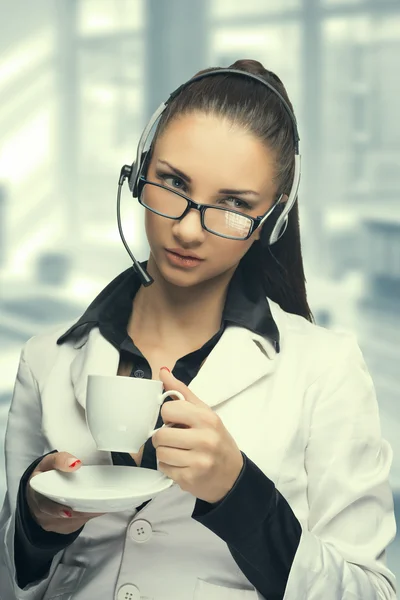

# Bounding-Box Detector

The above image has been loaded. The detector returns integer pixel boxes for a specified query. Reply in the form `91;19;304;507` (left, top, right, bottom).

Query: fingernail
68;459;81;468
160;366;170;373
61;510;72;518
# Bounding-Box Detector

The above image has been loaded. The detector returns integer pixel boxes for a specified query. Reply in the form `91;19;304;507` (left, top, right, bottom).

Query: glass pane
209;23;302;122
205;208;252;238
211;0;299;18
321;14;400;200
77;2;145;239
322;0;363;5
141;184;187;217
78;0;144;35
79;37;144;163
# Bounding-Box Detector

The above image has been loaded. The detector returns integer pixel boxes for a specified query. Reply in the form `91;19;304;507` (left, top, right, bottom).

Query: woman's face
143;111;279;288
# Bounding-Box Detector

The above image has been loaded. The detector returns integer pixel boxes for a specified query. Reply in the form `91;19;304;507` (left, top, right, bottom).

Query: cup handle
148;389;185;437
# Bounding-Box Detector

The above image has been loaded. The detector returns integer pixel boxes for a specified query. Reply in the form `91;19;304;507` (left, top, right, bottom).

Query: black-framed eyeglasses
137;177;283;241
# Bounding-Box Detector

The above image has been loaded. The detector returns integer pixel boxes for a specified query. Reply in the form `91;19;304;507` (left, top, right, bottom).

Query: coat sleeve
194;334;397;599
284;333;397;599
14;451;84;589
0;343;65;600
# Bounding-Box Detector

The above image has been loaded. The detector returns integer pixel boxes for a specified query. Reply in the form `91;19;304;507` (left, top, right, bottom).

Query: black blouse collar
57;260;280;352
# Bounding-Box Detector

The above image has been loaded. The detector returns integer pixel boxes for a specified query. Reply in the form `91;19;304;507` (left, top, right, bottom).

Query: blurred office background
0;0;399;579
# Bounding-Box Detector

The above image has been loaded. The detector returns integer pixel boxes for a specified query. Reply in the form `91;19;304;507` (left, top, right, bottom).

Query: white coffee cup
86;374;185;453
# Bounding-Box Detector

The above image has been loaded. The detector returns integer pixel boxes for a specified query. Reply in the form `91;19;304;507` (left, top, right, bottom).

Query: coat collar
70;298;283;411
57;260;280;352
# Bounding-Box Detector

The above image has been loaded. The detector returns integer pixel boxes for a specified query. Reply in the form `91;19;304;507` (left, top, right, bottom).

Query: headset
117;68;301;287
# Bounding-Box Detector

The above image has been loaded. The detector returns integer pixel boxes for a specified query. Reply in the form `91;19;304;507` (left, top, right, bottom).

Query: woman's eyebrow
218;187;260;198
158;159;191;183
157;159;260;197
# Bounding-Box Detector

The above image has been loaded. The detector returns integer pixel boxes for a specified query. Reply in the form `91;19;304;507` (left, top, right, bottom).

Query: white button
129;519;153;543
116;583;140;600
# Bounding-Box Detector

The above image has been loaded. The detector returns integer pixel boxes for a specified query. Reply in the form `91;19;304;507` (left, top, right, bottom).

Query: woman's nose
172;208;206;242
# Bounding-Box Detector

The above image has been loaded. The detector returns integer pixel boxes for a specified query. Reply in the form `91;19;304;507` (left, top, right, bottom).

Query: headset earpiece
131;151;150;197
270;214;288;245
268;199;292;245
128;162;137;195
258;202;286;247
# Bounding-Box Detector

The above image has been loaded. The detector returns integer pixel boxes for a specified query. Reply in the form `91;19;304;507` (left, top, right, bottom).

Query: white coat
0;297;397;600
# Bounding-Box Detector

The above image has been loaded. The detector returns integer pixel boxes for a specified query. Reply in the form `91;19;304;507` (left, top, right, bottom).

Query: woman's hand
26;452;105;534
153;368;244;504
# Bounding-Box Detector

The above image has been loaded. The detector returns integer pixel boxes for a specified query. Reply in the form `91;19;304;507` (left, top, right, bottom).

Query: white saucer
29;466;174;513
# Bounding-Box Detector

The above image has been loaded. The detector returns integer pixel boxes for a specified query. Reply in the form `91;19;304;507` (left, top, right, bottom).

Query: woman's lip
166;249;203;260
165;250;204;268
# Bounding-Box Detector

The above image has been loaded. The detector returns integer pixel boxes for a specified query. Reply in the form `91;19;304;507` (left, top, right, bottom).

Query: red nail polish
69;459;81;468
160;366;170;373
62;510;72;518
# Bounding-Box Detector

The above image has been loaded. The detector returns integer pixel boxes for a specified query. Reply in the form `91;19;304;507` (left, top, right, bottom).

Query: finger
36;451;82;474
152;426;196;450
160;400;198;428
70;510;106;519
158;462;187;481
159;368;204;406
156;446;191;468
29;489;74;519
161;399;215;429
30;490;104;520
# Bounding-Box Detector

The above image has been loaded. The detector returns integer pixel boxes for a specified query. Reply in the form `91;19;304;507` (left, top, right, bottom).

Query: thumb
159;367;202;406
159;366;186;396
38;451;82;474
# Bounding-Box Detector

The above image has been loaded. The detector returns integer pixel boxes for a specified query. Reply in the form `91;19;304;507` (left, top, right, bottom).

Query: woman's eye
219;197;252;211
161;174;186;191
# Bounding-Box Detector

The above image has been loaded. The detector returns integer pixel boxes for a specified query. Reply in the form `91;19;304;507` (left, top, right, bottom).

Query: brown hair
150;59;314;323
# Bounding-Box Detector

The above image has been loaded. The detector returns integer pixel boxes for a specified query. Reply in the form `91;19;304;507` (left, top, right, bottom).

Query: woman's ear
279;193;289;206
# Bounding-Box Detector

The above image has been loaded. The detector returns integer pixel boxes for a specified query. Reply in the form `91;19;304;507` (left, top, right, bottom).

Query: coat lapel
188;324;279;408
70;327;121;410
70;298;282;412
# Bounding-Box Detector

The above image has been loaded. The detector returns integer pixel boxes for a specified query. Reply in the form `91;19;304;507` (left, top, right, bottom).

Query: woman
0;59;397;600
